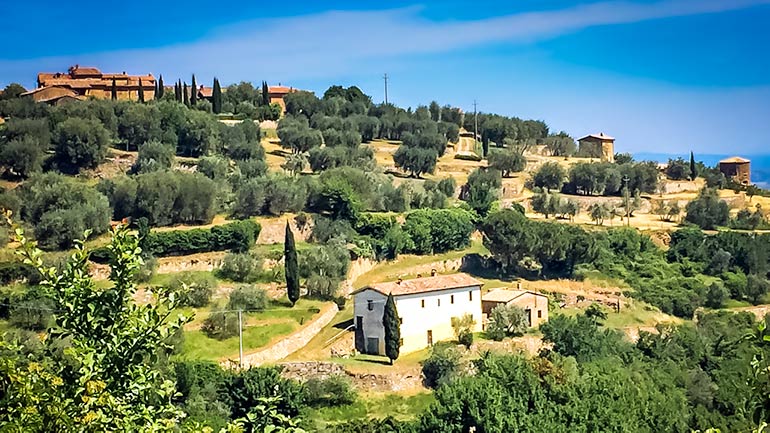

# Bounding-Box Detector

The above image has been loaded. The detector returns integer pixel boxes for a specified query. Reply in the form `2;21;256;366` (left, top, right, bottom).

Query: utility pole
238;310;244;369
622;176;630;227
473;100;479;150
383;73;389;105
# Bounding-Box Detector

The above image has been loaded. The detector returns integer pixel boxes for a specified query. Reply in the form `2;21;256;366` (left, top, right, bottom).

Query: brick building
27;65;156;103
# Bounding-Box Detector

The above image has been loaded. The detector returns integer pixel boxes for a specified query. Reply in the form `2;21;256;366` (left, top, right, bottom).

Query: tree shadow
334;318;353;330
354;356;392;366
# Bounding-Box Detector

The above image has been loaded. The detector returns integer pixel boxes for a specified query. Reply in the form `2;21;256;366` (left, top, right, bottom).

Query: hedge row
91;220;261;263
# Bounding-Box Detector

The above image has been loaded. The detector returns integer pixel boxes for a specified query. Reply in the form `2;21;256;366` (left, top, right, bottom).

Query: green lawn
176;299;328;362
304;392;434;430
180;322;297;361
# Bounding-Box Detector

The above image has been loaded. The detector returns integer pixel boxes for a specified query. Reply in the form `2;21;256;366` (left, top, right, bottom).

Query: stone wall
278;361;424;392
233;303;339;369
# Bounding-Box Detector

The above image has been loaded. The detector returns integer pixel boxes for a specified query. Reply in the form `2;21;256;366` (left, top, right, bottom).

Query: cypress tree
262;81;269;106
190;74;198;106
138;78;145;103
111;78;117;101
383;293;400;364
157;75;164;99
212;78;222;114
175;80;182;102
285;222;300;306
690;151;697;180
183;82;189;106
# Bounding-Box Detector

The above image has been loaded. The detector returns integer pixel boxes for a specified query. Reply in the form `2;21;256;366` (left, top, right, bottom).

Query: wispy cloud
2;0;769;86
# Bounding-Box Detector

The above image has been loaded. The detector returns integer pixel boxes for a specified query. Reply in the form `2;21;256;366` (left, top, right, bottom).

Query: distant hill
634;152;770;188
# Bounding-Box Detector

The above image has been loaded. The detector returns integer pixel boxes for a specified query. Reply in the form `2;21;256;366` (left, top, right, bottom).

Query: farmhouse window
367;300;373;311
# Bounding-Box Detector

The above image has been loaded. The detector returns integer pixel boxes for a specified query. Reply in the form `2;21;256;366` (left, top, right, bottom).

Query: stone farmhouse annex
353;273;483;355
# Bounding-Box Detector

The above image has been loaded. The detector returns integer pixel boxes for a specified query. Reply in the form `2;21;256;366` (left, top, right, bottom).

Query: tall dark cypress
212;78;222;114
383;293;401;364
262;81;269;106
190;74;198;106
175;80;182;102
285;222;300;306
138;78;145;103
157;75;164;99
689;151;697;180
111;78;117;101
183;82;189;106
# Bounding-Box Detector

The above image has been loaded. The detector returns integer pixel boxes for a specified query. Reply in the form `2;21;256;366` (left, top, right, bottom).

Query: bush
116;220;260;259
227;285;268;312
218;252;263;283
403;208;474;255
454;153;482;161
422;344;463;389
458;330;474;349
486;304;528;341
227;366;306;419
304;376;357;407
135;256;158;283
201;311;239;340
168;272;217;308
685;188;730;230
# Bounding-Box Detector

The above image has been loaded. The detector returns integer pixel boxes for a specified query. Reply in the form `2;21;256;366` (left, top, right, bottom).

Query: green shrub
422;343;463;389
201;312;239;340
135;256;158;283
304;375;357;407
92;220;261;262
227;285;268;312
169;272;217;308
218;252;263;283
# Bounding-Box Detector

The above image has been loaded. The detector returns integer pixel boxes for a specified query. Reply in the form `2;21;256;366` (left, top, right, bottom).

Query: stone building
27;65;156;103
718;156;751;185
578;132;615;162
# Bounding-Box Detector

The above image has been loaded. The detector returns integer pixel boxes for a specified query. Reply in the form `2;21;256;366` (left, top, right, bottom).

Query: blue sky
2;0;770;155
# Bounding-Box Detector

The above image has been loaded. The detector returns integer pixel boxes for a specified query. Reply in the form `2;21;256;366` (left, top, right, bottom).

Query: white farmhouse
352;273;483;355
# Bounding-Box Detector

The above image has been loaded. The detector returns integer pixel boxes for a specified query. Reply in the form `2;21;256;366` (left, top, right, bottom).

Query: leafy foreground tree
0;223;305;432
0;223;191;431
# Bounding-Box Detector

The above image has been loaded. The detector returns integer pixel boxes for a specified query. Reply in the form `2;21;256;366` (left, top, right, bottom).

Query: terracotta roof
69;66;102;76
359;273;483;297
719;156;750;164
268;85;294;94
578;132;615;141
482;289;547;303
197;86;213;97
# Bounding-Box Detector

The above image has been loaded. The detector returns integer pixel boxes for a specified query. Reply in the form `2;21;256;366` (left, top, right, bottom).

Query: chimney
397;278;402;285
431;269;437;277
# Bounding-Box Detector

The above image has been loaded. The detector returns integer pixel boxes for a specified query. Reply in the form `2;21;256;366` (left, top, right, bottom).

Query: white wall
395;285;482;354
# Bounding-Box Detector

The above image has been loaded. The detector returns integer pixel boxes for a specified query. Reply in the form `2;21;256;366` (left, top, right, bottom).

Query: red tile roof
358;273;483;297
268;85;294;95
